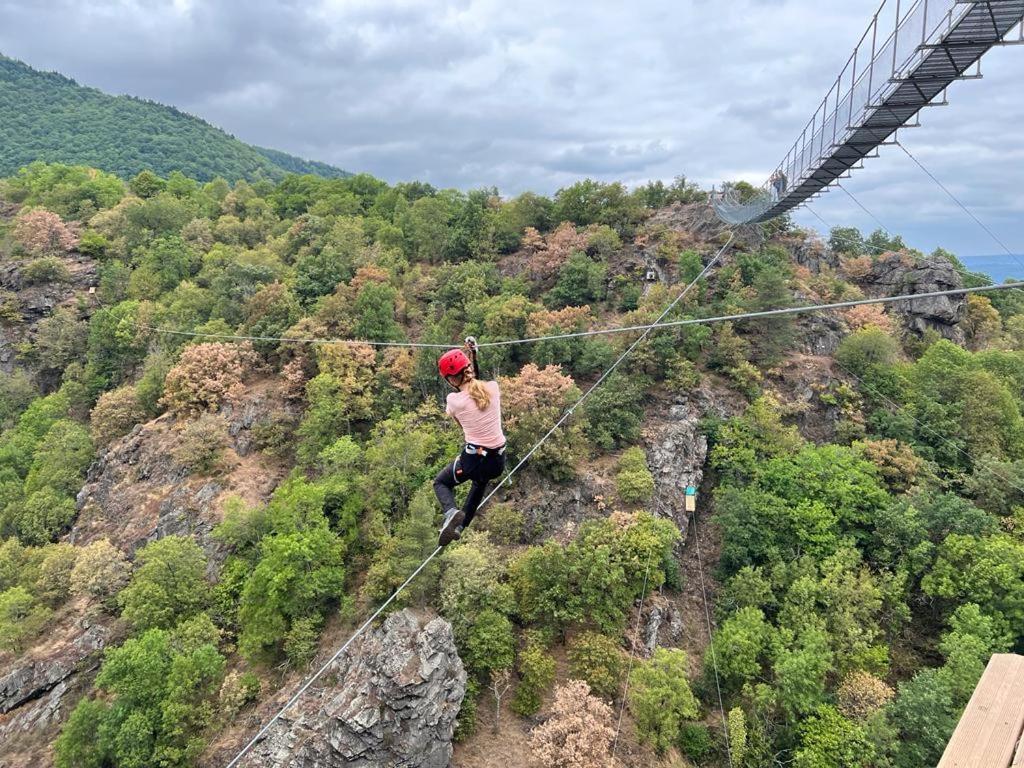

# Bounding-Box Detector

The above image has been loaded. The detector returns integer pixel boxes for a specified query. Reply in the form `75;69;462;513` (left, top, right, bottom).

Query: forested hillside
0;162;1022;768
0;56;350;182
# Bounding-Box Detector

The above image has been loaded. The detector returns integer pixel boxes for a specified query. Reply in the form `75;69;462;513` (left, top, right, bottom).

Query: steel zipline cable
222;233;737;768
144;280;1024;354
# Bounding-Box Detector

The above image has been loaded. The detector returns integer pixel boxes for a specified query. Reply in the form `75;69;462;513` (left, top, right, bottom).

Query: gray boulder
240;610;466;768
861;253;966;341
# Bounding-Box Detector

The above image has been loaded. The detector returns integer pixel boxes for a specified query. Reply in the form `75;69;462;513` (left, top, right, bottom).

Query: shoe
438;508;465;547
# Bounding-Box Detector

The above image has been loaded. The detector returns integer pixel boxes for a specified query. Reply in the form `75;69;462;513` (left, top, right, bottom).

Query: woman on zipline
435;338;506;547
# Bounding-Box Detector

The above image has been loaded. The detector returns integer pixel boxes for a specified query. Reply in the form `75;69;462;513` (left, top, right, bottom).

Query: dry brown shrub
90;386;146;446
174;413;231;475
844;304;894;333
837;670;894;720
526;305;592;335
499;364;576;434
528;679;618;768
840;255;873;280
349;264;390;292
70;539;131;607
14;209;79;256
853;438;924;493
161;342;257;415
521;222;589;283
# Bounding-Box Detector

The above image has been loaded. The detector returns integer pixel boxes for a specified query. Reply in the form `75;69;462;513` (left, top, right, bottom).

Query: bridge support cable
713;0;1024;225
895;137;1023;270
221;234;737;768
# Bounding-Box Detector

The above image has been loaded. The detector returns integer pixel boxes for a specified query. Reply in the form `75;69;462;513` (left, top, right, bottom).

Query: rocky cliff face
859;252;966;341
642;392;713;539
0;613;113;765
235;610;465;768
0;253;99;377
72;380;292;560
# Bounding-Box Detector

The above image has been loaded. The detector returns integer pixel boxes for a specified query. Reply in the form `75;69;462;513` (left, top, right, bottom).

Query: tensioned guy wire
146;281;1024;353
612;549;653;758
692;500;733;768
222;233;737;768
896;138;1024;276
837;182;893;236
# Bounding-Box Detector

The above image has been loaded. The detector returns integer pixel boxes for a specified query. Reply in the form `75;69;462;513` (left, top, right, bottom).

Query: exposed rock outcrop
0;253;100;376
645;202;754;248
72;379;292;559
859;252;966;341
644;604;663;655
642;390;718;539
0;618;111;757
790;236;840;274
238;610;465;768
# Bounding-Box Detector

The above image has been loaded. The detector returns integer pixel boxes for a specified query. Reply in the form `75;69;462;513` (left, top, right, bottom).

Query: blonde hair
463;368;492;410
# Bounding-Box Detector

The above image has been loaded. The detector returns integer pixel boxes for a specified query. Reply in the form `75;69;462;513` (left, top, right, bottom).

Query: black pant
433;448;506;529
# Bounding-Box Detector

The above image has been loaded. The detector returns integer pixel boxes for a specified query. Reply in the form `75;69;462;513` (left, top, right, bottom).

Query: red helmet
438;348;470;378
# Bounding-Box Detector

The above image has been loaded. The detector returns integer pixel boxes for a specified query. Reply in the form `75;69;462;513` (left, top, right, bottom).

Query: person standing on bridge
435;338;506;547
770;170;787;201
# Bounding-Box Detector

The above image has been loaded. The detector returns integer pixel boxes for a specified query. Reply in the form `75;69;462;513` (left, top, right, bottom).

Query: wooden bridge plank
938;654;1024;768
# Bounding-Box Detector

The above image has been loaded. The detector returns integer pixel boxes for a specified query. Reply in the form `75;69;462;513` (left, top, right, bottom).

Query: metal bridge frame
713;0;1024;225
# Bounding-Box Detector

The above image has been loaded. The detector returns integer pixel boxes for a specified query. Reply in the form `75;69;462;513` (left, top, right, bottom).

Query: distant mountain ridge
0;54;350;182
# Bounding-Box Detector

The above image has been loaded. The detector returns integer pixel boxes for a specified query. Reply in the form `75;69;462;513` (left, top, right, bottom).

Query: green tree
583;372;644;450
55;614;225;768
241;282;300;357
794;705;873;768
401;195;451;263
628;648;700;753
23;419;93;496
0;585;51;651
829;226;865;255
353;281;403;342
772;623;834;717
30;307;88;381
545;251;607;309
237;527;346;660
706;606;772;690
552;179;645;235
616;446;655;503
11;487;78;545
836;327;901;376
130;170;167;199
54;698;111;768
464;608;516;680
922;533;1024;636
118;536;208;631
511;636;556;716
567;631;626;701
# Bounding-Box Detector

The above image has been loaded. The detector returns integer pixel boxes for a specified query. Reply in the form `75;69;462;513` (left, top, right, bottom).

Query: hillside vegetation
0;56;349;182
0;162;1022;768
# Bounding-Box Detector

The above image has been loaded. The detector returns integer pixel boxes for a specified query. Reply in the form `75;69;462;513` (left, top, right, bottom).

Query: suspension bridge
713;0;1024;225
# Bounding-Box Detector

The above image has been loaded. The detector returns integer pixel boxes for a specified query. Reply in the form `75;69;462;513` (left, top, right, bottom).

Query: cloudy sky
1;0;1022;258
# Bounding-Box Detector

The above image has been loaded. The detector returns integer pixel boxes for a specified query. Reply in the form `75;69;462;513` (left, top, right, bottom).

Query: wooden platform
938;654;1024;768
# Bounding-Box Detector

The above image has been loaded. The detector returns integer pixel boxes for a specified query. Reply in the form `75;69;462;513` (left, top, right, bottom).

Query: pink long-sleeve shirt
445;380;506;449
